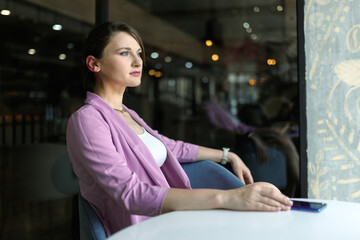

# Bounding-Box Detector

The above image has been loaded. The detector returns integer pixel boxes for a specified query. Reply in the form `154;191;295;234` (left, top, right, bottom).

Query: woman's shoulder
69;104;109;125
71;104;99;116
67;105;113;138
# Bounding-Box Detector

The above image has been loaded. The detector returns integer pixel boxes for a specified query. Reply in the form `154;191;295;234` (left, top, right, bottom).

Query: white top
138;128;167;167
108;199;360;240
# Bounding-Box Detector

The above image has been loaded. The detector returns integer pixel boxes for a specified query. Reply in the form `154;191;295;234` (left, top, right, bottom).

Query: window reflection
126;0;298;143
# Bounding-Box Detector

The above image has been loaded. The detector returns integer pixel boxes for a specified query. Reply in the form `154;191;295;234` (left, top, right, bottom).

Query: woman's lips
130;71;141;76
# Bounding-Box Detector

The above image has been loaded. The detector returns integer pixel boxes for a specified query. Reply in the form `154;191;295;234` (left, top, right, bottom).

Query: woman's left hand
227;152;254;185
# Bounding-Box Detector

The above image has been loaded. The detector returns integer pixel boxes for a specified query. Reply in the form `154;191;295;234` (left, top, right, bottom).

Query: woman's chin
128;80;141;87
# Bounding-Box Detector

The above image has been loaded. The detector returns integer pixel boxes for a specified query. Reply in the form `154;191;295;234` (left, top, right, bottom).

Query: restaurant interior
0;0;300;239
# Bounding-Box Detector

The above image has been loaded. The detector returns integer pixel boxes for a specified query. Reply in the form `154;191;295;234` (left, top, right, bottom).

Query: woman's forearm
161;188;224;213
161;183;293;214
195;146;223;162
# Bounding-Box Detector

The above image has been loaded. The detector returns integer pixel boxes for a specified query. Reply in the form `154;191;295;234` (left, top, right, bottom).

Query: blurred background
0;0;299;239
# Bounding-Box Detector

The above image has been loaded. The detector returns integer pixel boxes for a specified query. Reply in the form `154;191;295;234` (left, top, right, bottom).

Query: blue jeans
181;160;245;190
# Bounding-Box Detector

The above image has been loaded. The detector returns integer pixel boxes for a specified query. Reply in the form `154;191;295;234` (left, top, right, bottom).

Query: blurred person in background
204;80;299;197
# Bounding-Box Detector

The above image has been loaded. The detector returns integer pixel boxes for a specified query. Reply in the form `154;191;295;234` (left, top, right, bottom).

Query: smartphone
291;200;327;212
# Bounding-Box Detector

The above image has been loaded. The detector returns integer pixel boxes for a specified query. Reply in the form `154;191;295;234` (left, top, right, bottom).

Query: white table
108;199;360;240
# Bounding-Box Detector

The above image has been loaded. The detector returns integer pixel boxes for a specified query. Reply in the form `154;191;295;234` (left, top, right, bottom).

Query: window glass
0;0;299;238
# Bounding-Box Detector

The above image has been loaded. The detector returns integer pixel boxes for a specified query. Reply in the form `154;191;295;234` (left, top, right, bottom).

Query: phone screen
291;200;327;212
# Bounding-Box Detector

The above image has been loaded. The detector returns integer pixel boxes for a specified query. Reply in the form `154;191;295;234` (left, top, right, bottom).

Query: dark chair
78;194;106;240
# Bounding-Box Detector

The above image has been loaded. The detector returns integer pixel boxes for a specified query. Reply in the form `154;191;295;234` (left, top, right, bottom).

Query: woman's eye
137;52;142;57
120;52;129;56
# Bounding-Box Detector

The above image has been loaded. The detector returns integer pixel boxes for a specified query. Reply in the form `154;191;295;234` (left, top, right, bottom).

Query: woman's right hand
222;182;293;211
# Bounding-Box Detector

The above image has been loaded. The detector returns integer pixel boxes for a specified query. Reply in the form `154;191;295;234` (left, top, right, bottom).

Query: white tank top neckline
138;127;167;167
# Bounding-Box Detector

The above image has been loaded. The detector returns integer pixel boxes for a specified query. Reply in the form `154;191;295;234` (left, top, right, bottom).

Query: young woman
66;21;292;237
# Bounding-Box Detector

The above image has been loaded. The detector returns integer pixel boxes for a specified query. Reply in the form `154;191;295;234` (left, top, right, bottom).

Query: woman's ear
86;55;100;72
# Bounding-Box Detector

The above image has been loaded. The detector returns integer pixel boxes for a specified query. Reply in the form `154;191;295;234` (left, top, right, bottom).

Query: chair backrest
78;194;106;240
2;143;79;202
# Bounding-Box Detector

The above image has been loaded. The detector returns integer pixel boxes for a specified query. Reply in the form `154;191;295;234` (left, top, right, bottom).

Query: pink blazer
66;92;199;236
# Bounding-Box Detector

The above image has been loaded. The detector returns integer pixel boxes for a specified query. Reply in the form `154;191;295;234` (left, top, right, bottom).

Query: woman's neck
94;85;126;109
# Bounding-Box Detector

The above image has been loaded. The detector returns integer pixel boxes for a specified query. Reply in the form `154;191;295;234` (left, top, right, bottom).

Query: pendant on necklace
114;107;126;113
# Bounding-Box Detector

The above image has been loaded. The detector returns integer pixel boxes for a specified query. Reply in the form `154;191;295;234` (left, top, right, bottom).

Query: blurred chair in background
1;143;79;239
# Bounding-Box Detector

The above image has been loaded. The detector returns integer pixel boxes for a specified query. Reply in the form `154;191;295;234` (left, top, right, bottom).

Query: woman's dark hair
82;21;146;92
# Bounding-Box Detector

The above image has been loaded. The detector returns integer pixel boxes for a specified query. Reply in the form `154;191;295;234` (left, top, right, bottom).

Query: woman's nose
132;55;142;67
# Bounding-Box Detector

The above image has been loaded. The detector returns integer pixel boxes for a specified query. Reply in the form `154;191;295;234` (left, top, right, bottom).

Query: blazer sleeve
66;109;169;216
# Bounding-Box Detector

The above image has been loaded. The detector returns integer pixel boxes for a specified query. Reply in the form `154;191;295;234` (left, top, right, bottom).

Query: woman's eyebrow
115;47;142;52
116;47;131;51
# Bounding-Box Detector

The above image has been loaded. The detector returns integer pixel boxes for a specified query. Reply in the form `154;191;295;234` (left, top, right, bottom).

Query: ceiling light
28;49;36;55
155;71;163;78
185;62;193;69
155;63;162;69
243;22;250;29
205;40;213;47
248;78;257;86
52;24;62;31
58;54;66;60
202;77;209;83
67;43;74;49
277;5;284;11
253;7;260;13
251;34;258;40
164;56;172;63
1;9;11;16
267;59;277;66
148;69;156;76
151;52;159;59
211;54;219;61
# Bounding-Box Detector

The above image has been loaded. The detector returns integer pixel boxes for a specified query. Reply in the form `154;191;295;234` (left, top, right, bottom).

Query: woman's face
95;31;143;88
